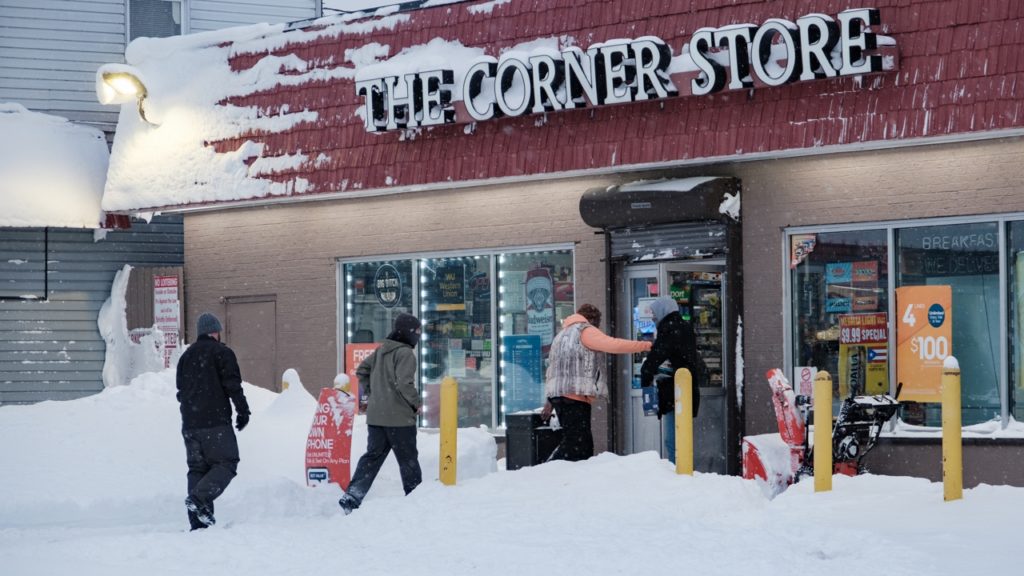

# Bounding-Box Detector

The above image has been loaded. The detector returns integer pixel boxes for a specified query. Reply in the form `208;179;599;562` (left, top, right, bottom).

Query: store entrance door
619;261;728;474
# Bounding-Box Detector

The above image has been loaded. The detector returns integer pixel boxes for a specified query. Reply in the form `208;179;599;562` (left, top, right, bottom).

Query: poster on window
526;268;555;349
503;271;527;312
896;285;953;402
153;275;180;368
838;313;889;398
435;264;466;311
502;335;543;413
345;343;380;409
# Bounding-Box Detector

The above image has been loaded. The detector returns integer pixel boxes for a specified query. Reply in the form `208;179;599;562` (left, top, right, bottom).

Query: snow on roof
0;103;107;229
101;1;556;212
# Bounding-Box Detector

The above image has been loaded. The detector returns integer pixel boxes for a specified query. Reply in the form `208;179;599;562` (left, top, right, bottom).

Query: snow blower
742;368;900;495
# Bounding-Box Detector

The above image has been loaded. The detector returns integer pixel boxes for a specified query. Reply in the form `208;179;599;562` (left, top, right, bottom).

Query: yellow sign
896;285;953;402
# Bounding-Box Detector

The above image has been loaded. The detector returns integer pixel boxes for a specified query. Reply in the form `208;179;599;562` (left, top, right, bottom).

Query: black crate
506;412;563;470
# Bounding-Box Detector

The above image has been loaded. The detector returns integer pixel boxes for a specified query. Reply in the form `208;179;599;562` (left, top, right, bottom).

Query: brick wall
184;174;612;444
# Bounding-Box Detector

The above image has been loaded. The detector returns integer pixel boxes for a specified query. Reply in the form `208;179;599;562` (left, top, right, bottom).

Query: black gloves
235;411;250;431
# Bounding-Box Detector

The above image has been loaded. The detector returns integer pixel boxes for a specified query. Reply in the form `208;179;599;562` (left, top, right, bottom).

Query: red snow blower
742;368;900;495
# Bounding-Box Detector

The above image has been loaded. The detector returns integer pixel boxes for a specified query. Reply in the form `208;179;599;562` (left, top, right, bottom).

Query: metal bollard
942;357;963;502
675;368;694;475
814;371;833;492
439;376;458;486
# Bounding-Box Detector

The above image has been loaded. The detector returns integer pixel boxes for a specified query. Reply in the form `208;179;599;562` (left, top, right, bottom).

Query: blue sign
928;303;946;328
826;262;853;283
503;335;543;413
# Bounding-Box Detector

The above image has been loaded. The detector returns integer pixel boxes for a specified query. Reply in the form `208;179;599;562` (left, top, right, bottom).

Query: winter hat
648;297;678;324
387;313;422;348
196;312;223;336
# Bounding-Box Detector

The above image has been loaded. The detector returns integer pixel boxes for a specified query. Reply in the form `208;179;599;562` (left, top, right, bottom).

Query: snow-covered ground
0;368;1019;576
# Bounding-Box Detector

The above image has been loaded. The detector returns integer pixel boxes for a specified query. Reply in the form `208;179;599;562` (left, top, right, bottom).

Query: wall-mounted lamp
95;64;157;125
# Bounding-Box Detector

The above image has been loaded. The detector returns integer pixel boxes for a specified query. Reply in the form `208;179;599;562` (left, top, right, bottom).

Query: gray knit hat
196;312;223;336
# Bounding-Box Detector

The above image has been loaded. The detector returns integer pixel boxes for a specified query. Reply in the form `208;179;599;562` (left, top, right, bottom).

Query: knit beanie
387;313;422;348
196;312;223;336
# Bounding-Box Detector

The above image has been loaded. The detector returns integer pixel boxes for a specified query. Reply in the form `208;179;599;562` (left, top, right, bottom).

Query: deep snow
0;368;1020;576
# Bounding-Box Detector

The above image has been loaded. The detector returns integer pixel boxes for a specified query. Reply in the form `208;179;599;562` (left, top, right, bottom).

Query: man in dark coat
176;312;250;530
640;297;707;463
339;313;423;514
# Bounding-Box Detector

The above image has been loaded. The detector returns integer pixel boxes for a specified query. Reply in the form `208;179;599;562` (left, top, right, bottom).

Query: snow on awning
0;103;107;229
579;176;740;229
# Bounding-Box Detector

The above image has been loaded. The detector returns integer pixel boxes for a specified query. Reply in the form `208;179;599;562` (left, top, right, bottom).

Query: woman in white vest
542;303;651;461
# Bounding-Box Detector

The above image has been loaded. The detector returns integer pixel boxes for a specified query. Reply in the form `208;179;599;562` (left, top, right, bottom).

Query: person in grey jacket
339;313;423;514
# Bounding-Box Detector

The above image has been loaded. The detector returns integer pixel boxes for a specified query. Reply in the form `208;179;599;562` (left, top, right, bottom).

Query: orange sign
305;388;355;489
345;343;380;408
896;285;952;402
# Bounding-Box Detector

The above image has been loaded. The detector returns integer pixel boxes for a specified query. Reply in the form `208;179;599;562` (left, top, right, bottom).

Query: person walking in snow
338;313;423;514
640;296;707;464
542;303;651;461
176;312;250;530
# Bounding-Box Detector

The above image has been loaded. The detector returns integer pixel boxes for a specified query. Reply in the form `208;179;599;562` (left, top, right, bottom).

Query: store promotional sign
344;343;380;406
435;264;466;311
526;268;555;348
356;8;896;133
305;387;355;490
896;285;953;402
502;334;544;413
153;275;180;368
838;312;889;397
373;264;402;308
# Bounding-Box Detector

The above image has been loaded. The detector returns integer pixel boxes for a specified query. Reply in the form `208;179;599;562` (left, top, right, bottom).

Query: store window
1009;222;1024;423
420;255;493;428
897;223;1000;426
790;230;889;413
497;250;575;426
340;247;574;430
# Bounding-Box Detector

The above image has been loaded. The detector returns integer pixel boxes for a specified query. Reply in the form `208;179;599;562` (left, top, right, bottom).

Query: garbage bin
505;411;562;470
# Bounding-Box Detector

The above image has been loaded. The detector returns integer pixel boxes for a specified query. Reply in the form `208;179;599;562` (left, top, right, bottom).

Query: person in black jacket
640;296;707;464
176;312;250;530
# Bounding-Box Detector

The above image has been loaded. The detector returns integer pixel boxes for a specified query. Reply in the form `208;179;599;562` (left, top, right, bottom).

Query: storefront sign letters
356;8;895;133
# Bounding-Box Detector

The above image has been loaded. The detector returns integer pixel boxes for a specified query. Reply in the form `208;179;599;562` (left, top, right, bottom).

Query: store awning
579;176;739;229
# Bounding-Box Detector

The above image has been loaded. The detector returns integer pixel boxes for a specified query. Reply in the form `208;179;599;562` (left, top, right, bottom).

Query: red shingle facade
204;0;1023;204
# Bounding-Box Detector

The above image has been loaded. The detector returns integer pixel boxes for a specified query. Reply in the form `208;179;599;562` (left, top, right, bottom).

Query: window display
897;223;999;426
340;247;574;430
790;229;889;415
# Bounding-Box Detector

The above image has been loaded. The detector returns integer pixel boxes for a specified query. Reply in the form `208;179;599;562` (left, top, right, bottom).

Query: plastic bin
505;412;562;470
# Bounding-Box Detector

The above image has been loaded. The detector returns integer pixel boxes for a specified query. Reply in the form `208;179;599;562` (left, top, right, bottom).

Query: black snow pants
344;425;421;508
547;396;593;462
183;424;239;529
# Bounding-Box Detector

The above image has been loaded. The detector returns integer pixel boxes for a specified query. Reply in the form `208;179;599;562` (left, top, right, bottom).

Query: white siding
0;0;319;135
0;0;127;133
189;0;318;33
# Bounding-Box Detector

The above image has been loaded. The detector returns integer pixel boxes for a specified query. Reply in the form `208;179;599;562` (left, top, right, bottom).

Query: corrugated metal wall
0;215;183;404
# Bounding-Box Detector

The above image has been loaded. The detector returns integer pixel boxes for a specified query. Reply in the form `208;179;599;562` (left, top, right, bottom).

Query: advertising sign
794;366;817;398
502;334;543;413
435;264;466;311
896;285;953;402
153;275;180;368
373;264;402;308
526;268;555;348
305;387;355;490
838;313;889;397
345;343;380;408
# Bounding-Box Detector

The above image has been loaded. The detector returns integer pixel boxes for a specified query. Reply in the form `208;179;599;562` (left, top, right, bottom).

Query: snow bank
0;363;1021;575
98;265;167;388
0;103;106;228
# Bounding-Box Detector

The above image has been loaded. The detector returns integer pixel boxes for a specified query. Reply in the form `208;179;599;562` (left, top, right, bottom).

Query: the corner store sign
355;8;896;133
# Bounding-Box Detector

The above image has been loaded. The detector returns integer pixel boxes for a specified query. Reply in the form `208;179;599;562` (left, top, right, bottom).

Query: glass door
619;265;661;455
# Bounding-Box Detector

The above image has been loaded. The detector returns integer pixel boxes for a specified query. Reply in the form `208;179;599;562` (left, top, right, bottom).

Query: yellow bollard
439;376;458;486
942;357;963;502
675;368;694;475
813;371;833;492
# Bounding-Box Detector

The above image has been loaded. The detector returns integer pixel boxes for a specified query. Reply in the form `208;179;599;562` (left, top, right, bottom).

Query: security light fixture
96;65;157;125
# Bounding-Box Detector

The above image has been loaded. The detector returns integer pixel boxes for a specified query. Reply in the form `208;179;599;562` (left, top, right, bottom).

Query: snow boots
185;496;216;528
338;493;358;515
